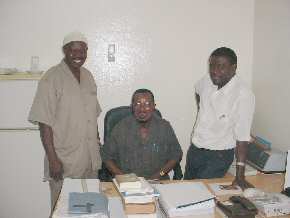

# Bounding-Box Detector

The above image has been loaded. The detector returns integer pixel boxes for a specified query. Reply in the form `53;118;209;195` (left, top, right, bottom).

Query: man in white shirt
184;47;255;189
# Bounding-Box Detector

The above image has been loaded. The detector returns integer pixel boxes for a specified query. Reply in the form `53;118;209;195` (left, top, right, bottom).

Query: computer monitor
283;150;290;196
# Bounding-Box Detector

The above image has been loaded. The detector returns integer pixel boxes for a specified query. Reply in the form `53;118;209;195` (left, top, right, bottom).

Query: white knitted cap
63;31;88;46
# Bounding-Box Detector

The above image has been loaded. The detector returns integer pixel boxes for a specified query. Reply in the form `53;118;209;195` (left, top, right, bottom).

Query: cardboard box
124;201;156;214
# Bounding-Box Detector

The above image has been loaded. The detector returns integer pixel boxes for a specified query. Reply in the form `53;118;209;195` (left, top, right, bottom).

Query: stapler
217;196;258;218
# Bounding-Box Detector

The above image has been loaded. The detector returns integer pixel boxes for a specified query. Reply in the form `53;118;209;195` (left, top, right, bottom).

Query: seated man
101;89;182;180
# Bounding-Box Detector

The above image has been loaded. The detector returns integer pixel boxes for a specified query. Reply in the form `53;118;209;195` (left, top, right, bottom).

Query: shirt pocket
153;141;169;163
211;109;232;132
87;90;98;106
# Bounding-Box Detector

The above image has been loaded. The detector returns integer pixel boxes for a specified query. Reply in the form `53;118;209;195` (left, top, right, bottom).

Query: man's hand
231;176;254;190
49;158;63;181
150;172;161;180
104;160;123;176
39;123;63;180
231;140;253;190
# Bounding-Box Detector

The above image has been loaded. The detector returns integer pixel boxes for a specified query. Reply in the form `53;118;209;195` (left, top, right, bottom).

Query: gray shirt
101;114;182;178
28;60;102;180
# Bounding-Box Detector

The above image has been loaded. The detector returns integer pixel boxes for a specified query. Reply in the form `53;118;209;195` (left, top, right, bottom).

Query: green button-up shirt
101;114;182;179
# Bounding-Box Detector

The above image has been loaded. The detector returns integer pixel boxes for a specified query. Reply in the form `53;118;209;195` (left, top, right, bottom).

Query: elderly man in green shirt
101;89;182;180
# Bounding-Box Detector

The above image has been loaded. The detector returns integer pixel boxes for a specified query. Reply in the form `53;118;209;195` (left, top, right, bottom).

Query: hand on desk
226;158;254;190
222;177;254;190
150;171;161;180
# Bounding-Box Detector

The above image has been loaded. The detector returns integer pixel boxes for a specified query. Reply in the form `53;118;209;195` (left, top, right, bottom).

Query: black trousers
184;143;234;179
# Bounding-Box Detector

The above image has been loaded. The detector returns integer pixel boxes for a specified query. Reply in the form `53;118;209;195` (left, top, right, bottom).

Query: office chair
98;106;183;181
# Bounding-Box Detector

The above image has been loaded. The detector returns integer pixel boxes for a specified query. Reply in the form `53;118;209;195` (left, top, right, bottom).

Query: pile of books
113;173;159;214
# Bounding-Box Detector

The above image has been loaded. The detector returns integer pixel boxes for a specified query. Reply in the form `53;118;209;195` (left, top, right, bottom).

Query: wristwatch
159;170;165;177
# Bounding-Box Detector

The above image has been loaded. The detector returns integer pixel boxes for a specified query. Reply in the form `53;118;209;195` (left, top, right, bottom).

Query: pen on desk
176;197;215;209
148;179;163;184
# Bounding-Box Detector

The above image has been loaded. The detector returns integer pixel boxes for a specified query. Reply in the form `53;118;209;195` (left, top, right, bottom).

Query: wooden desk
100;173;289;218
101;173;284;196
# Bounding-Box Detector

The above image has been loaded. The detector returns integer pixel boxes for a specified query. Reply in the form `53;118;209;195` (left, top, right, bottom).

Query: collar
130;113;160;129
60;59;85;83
60;59;72;76
210;74;239;95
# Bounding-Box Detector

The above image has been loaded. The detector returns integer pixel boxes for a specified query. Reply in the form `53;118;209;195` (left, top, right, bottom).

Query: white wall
252;0;290;151
0;1;254;217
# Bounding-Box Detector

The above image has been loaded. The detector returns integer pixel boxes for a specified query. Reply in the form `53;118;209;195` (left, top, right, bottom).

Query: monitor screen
284;150;290;190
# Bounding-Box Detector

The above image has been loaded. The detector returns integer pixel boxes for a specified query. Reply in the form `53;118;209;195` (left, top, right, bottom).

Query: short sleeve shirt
28;60;102;179
101;114;182;178
192;74;255;150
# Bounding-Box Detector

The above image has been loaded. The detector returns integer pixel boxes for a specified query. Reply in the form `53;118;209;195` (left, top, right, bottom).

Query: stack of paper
113;177;159;214
60;179;100;194
249;192;290;217
154;182;215;217
208;182;243;196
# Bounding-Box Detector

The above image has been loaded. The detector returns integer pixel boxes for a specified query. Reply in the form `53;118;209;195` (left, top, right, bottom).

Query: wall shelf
0;127;39;132
0;72;43;81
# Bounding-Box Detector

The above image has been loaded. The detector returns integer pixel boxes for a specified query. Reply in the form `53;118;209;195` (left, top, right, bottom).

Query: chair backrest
99;106;183;181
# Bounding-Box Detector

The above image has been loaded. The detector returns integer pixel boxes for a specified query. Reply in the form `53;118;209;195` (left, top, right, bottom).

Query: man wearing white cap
28;31;102;212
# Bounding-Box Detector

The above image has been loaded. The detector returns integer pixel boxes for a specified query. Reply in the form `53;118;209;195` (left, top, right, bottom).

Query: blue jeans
184;144;234;179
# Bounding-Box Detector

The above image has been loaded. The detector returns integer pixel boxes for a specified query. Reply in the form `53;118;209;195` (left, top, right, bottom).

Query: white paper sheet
208;182;242;196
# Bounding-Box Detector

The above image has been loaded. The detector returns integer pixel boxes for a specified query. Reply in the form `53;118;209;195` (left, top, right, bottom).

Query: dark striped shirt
101;114;182;179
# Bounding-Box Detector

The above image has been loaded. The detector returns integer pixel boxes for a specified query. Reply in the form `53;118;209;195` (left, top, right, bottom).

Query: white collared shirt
192;74;255;150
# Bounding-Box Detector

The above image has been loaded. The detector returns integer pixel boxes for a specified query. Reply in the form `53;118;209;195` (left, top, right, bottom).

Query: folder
154;182;215;217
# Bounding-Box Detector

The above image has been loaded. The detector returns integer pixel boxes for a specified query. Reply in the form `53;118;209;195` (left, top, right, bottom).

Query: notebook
68;192;109;215
154;182;215;217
